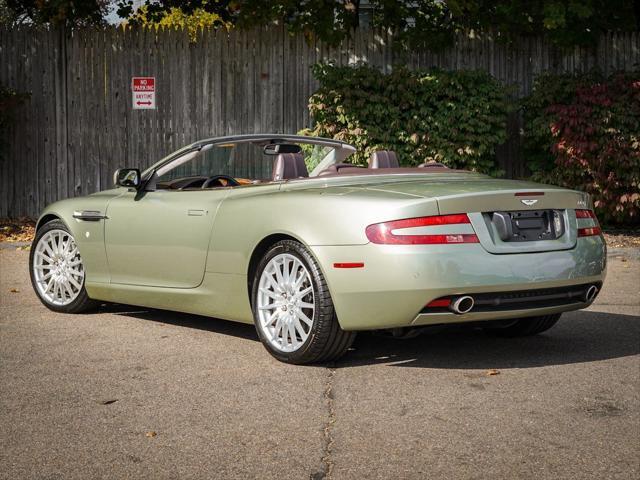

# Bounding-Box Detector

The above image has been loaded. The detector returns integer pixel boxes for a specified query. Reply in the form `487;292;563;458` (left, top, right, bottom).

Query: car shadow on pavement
339;311;640;370
99;305;639;370
97;303;259;342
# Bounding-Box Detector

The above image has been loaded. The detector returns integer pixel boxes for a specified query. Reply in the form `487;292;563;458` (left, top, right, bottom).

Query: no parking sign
132;77;156;109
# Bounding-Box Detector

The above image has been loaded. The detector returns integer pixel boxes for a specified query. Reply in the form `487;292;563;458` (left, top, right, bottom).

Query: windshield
151;139;354;189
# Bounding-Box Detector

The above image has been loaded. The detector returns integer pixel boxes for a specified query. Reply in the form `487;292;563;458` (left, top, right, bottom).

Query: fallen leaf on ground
603;231;640;248
486;369;500;376
145;431;157;438
0;218;36;242
9;288;19;293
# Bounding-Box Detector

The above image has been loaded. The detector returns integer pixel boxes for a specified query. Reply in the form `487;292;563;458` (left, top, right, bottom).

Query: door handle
187;209;207;216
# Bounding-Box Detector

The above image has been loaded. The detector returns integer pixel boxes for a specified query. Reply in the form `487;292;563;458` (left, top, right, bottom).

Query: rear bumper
311;236;606;330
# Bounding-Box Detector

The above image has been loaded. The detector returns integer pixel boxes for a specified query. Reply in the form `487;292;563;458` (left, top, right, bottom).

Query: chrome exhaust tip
450;295;475;314
584;285;598;302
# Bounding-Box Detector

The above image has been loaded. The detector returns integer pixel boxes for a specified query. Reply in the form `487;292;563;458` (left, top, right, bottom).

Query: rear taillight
365;214;479;245
575;209;601;237
575;209;596;219
578;226;602;237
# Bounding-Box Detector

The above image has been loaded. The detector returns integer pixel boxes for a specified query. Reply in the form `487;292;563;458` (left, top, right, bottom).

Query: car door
104;144;232;288
104;189;227;288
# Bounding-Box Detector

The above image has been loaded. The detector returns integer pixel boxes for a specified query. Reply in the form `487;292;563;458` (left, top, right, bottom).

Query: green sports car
29;134;606;364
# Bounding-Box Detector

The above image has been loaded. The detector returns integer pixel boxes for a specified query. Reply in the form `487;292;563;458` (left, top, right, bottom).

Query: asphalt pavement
1;247;638;479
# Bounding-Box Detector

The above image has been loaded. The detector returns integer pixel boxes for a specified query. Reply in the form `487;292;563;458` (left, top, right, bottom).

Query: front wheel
29;219;96;313
251;240;355;364
483;314;561;337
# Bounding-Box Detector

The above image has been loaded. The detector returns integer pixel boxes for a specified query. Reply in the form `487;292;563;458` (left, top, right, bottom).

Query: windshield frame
141;134;356;181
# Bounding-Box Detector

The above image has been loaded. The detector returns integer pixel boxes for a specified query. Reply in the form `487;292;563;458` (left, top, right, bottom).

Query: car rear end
311;176;606;330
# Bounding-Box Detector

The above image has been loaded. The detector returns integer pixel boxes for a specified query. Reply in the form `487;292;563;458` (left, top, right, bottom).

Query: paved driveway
1;247;638;479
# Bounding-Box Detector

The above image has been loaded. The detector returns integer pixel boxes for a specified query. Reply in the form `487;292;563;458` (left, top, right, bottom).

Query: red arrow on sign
136;101;152;106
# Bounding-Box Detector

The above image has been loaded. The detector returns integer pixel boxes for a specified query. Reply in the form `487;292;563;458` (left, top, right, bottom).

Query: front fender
35;191;122;284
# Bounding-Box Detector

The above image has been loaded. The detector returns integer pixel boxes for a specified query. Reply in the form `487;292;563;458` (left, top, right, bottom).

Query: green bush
522;72;640;226
301;64;511;175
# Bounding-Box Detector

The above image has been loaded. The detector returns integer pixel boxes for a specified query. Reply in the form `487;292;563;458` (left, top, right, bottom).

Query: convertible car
29;134;606;364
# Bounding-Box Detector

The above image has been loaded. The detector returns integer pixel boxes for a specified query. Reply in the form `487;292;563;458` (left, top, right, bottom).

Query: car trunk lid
355;174;589;253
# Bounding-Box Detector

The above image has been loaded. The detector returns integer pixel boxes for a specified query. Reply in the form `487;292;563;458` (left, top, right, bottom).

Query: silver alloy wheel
257;253;315;353
32;229;85;306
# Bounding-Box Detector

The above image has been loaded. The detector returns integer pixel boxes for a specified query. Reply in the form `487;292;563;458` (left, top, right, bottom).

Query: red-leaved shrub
523;72;640;226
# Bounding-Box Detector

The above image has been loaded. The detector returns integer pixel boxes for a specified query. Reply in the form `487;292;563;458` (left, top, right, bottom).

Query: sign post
132;77;156;109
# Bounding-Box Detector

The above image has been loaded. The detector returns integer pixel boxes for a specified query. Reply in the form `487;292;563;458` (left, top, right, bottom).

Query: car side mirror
114;168;141;189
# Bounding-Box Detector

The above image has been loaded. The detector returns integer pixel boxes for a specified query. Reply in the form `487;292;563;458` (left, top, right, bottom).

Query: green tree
5;0;109;26
117;1;639;49
447;0;639;48
0;0;15;24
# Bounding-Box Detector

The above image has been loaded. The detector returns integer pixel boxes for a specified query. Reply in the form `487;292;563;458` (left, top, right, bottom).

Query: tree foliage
523;72;640;226
0;0;15;24
4;0;109;26
447;0;638;48
125;5;228;39
5;1;637;47
302;64;511;175
116;1;639;49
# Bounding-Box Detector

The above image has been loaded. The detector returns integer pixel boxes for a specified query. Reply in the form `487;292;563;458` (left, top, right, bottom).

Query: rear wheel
251;239;355;364
29;219;96;313
483;314;561;337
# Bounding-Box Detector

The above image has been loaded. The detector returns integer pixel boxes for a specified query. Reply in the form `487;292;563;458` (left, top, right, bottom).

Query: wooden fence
0;27;638;217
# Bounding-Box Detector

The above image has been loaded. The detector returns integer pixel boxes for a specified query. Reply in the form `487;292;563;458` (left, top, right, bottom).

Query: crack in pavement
310;366;337;480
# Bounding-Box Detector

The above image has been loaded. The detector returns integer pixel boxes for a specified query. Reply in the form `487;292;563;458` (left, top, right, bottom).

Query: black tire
29;219;97;314
251;239;356;364
483;314;561;337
